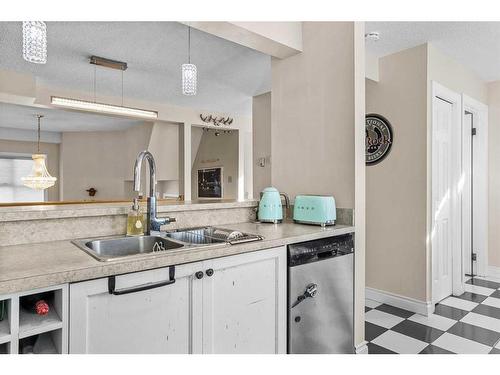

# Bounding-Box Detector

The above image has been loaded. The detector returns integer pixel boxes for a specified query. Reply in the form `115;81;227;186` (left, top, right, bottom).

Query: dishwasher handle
108;266;176;295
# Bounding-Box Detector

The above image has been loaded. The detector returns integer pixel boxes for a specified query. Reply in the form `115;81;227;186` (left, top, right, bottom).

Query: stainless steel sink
166;226;263;246
72;235;184;262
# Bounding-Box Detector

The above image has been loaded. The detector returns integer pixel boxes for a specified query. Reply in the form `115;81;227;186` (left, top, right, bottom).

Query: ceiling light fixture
365;32;380;41
182;26;197;96
50;55;158;120
51;97;158;119
22;21;47;64
21;115;57;190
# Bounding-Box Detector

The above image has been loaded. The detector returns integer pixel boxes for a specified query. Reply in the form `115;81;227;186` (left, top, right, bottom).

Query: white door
69;262;203;353
201;247;287;354
432;84;461;304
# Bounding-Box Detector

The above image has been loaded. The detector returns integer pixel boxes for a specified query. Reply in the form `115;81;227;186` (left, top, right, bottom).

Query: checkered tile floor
365;276;500;354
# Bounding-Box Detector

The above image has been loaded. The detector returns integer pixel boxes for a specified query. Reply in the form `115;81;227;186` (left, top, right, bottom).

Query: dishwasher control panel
288;234;354;267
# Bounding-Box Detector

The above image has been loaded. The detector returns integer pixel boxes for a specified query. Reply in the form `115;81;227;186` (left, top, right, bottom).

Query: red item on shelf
34;300;49;316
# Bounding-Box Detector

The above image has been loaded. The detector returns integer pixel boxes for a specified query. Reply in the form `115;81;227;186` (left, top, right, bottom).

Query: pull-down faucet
133;150;175;235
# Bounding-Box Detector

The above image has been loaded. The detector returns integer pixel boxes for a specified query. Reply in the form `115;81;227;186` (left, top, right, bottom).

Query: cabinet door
202;246;286;354
69;262;203;354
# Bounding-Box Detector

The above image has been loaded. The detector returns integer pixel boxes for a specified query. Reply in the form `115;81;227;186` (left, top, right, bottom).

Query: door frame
431;81;463;304
462;95;489;277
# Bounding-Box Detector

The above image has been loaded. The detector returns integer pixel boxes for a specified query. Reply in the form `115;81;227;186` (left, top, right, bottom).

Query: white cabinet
202;247;287;353
69;246;286;354
69;262;202;354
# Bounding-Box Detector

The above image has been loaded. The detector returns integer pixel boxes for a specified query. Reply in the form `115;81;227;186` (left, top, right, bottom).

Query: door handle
108;266;175;295
206;268;214;277
195;271;204;279
291;283;318;308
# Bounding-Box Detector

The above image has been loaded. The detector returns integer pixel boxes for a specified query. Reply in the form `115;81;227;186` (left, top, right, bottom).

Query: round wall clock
365;114;393;165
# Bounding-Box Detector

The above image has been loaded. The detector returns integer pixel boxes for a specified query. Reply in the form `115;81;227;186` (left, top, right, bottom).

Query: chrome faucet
133;150;175;235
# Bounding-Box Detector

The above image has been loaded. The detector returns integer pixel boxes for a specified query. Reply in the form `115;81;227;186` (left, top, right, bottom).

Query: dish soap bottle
127;198;145;236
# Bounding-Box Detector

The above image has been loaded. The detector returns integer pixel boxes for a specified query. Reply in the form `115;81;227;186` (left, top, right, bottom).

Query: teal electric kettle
258;187;290;223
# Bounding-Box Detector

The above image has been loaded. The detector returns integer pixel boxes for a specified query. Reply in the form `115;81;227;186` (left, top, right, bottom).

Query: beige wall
252;92;272;195
271;21;364;347
271;22;355;209
61;122;181;201
366;44;429;301
428;44;488;104
0;139;60;201
488;82;500;267
366;43;489;302
191;129;239;200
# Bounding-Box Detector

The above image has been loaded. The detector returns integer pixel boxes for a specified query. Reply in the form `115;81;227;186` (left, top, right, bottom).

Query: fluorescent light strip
51;97;158;120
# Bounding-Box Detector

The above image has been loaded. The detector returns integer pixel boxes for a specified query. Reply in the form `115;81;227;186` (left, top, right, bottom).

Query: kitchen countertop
0;222;355;295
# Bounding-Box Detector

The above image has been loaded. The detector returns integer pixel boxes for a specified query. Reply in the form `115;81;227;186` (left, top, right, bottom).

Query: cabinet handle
108;266;175;295
206;268;214;277
195;271;204;279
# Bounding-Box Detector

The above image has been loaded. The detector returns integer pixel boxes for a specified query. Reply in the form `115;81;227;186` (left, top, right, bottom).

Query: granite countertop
0;222;355;295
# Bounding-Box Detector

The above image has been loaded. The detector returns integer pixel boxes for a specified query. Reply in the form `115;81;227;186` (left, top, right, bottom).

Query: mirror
0;102;182;204
0;21;271;206
191;126;239;200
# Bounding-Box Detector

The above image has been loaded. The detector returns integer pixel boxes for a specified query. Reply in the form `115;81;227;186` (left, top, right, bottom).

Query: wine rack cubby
0;285;68;354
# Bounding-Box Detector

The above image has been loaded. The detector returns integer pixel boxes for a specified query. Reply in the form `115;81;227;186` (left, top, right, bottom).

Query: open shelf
0;299;10;344
19;302;62;339
19;290;63;339
0;342;9;354
0;284;68;354
19;329;60;354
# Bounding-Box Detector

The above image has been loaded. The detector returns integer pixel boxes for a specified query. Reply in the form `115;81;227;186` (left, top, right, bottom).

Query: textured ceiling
365;22;500;82
0;22;271;116
0;102;143;132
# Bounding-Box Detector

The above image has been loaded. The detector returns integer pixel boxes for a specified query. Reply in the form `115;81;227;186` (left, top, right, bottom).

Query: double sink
72;226;263;262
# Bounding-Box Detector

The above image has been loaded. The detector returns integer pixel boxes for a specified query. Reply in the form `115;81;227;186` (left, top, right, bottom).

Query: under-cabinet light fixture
50;96;158;120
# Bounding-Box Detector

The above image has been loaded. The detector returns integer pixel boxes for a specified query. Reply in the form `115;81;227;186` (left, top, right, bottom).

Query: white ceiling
365;22;500;82
0;102;143;132
0;22;271;116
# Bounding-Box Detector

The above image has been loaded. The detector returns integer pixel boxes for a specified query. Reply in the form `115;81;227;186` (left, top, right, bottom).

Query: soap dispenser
126;198;145;236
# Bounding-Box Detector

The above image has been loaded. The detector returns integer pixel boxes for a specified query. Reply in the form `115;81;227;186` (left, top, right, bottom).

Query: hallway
365;276;500;354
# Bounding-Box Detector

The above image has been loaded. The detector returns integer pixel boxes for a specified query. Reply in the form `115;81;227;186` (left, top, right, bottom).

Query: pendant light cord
36;115;43;153
188;26;191;64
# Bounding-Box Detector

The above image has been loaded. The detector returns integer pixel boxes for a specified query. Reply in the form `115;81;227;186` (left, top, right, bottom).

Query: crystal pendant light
22;21;47;64
21;115;57;190
182;26;197;96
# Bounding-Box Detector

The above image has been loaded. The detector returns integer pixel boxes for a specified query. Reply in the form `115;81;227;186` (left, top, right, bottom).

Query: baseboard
366;287;433;316
488;266;500;279
355;341;368;354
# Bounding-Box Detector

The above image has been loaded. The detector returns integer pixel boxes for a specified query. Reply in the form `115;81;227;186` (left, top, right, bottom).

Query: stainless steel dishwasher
288;234;354;354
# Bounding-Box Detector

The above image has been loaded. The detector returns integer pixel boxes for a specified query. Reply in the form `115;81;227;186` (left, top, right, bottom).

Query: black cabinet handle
195;271;204;279
108;266;175;295
206;268;214;277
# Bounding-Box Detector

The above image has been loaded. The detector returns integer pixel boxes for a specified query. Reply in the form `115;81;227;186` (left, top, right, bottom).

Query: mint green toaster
293;195;336;226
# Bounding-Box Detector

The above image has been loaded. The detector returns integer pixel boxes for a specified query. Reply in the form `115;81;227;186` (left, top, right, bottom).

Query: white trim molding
355;341;369;354
431;81;464;302
463;95;489;277
366;287;433;316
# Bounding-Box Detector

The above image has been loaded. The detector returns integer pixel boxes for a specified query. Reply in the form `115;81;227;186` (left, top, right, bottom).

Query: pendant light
182;26;197;96
51;56;158;119
22;21;47;64
21;115;57;190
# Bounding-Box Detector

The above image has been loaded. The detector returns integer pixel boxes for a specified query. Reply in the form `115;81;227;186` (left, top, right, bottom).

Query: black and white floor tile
365;275;500;354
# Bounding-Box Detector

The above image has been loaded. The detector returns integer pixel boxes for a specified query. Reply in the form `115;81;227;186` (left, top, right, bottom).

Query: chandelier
21;115;57;190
